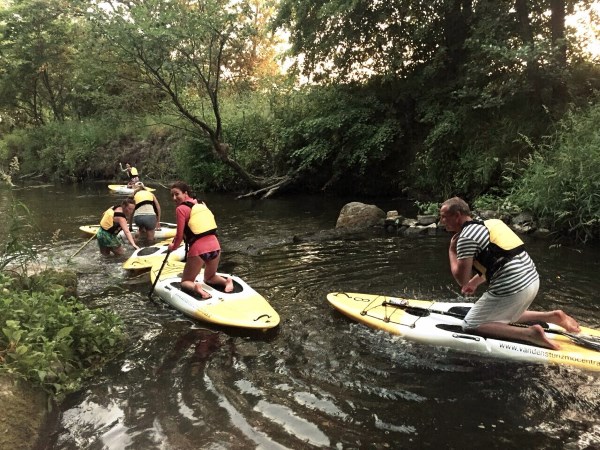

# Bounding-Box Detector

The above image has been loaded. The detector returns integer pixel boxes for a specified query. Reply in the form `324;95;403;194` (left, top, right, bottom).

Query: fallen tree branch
236;175;294;199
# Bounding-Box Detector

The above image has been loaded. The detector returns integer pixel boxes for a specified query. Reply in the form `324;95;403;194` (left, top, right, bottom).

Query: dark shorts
199;250;220;262
134;214;157;231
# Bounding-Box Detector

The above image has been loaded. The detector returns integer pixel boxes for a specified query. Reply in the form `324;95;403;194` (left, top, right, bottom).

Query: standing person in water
439;196;580;350
119;162;139;187
97;198;139;256
167;181;233;299
131;182;161;242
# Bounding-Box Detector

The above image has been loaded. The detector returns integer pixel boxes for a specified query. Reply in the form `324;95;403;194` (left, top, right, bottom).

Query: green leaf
15;345;29;355
56;326;73;339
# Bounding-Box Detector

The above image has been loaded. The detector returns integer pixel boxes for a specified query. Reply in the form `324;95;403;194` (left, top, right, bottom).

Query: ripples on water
2;185;598;449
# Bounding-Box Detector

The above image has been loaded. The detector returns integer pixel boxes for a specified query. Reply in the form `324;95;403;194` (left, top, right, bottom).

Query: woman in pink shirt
167;181;233;299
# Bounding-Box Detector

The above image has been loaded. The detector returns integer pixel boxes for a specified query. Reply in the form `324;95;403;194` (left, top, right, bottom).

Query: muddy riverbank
0;375;48;449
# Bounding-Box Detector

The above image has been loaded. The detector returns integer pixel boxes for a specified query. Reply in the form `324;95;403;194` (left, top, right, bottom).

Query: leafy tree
274;0;600;196
83;0;290;196
0;0;78;125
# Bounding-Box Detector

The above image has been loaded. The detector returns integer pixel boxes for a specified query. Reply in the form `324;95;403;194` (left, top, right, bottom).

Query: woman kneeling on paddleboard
97;198;139;256
439;196;580;350
167;181;233;299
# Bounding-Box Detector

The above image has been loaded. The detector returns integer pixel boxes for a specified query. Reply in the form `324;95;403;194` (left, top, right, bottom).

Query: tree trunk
550;0;567;66
550;0;568;105
514;0;542;106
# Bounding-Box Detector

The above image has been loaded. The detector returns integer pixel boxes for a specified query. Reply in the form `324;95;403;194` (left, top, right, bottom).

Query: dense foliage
506;101;600;242
0;195;127;398
1;0;599;239
0;271;126;397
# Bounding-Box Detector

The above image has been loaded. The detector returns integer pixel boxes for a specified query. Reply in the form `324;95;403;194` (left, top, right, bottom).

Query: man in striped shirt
439;197;580;350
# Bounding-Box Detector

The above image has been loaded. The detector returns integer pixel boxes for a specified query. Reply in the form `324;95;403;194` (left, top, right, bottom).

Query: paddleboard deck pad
123;241;185;270
150;260;280;329
79;222;177;240
327;292;600;371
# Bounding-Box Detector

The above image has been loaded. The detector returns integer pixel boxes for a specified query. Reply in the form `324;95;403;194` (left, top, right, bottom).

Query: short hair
441;197;471;216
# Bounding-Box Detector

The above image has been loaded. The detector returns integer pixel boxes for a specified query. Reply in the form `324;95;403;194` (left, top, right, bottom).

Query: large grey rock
417;214;438;226
512;212;534;226
335;202;386;230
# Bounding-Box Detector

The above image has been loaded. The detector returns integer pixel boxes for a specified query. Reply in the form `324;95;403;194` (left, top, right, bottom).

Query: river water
2;182;600;450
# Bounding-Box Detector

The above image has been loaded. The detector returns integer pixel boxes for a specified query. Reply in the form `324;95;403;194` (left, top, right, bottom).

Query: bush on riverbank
0;197;127;398
1;89;600;242
504;102;600;243
0;270;127;397
0;116;180;183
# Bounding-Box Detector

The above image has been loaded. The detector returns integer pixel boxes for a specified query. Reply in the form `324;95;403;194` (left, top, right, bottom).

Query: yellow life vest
134;190;154;209
100;206;126;234
129;167;138;176
464;219;525;280
182;201;217;244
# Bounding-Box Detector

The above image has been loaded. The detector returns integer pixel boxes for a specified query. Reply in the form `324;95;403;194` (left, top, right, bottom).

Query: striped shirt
457;221;539;296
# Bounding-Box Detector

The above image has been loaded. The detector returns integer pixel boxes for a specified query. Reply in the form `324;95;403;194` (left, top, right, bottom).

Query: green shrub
414;201;440;215
174;137;238;192
506;103;600;242
0;272;126;398
0;200;37;272
0;196;126;398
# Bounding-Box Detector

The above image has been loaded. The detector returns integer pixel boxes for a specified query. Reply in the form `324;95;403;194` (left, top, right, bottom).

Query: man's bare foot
552;310;581;333
224;277;234;293
527;324;560;350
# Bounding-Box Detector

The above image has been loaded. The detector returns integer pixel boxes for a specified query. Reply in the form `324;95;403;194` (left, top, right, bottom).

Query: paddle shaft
69;233;96;259
148;250;171;298
382;299;600;351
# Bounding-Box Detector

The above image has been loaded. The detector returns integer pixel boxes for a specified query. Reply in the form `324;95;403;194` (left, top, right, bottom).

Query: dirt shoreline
0;375;49;450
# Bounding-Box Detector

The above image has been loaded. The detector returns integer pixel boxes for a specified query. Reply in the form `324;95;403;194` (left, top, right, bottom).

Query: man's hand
461;282;476;295
461;274;485;295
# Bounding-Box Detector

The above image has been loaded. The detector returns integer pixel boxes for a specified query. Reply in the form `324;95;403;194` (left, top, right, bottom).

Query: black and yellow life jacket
100;206;126;235
462;219;525;281
128;167;138;177
134;190;157;214
181;201;217;246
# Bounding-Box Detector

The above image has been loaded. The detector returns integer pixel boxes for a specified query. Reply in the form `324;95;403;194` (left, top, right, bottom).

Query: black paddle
148;250;171;299
379;298;600;352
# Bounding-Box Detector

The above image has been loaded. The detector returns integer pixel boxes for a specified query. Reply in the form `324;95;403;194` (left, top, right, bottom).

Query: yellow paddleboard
108;184;156;194
123;241;185;270
149;260;280;329
327;292;600;372
79;222;177;240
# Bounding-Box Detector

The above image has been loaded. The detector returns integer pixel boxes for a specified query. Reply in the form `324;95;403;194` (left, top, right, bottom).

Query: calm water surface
2;182;600;450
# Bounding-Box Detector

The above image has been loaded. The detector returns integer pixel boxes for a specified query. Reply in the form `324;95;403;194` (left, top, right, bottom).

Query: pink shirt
171;200;220;257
